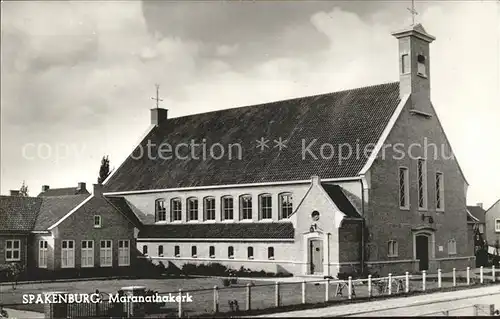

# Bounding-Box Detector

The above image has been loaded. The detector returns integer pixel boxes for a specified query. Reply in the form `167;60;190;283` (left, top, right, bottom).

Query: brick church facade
1;23;475;278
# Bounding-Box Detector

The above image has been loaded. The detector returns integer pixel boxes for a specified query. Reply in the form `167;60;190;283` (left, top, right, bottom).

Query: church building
99;23;474;277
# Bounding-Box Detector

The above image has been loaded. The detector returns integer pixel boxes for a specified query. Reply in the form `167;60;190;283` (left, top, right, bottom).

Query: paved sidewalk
2;308;44;319
255;285;500;317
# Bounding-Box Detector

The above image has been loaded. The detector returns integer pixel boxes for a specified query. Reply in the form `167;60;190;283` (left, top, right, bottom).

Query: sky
1;1;499;209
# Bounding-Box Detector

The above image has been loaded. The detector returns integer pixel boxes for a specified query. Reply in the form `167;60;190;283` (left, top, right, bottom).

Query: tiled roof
321;183;361;218
106;82;401;192
467;205;486;224
38;187;89;197
138;222;295;239
105;196;147;227
0;196;42;233
33;195;90;231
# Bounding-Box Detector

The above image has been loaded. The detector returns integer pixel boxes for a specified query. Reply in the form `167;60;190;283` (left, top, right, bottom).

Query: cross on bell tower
407;0;418;26
151;83;163;109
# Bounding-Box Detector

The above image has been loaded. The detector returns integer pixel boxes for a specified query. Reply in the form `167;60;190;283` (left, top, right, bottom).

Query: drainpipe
359;178;366;274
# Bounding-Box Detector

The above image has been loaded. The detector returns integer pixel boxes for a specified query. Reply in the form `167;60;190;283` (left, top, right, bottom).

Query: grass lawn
0;273;495;317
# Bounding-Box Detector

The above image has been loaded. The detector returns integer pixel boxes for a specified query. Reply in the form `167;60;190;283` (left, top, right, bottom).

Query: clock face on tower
311;211;320;221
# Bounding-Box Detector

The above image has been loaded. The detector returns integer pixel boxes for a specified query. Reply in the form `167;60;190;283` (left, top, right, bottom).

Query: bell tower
392;23;436;115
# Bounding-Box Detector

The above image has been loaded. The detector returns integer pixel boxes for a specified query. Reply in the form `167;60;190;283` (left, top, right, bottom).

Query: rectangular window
174;245;180;257
388;240;398;257
187;198;199;221
417;159;428;209
402;54;410;74
448;239;457;255
222;196;234;220
158;245;164;257
156;199;167;222
259;194;272;220
191;246;197;258
268;247;274;260
39;240;48;268
81;240;94;268
240;195;253;220
61;240;75;268
399;167;409;209
171;198;182;221
436;172;444;210
94;215;102;228
247;246;254;259
204;197;216;221
5;240;21;262
495;219;500;232
118;240;130;266
100;240;112;267
279;193;293;219
209;246;215;258
228;246;234;259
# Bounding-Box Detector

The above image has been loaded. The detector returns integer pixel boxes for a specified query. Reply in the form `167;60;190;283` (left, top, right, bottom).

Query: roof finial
407;0;418;26
151;83;163;109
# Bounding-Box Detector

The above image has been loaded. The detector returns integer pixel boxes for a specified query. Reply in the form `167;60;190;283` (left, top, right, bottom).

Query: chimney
10;190;20;196
150;108;168;126
42;185;50;192
477;203;483;209
392;23;436;114
77;182;86;192
93;183;103;196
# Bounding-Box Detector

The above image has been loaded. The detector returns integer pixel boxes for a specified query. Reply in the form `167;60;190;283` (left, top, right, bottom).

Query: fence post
422;270;426;291
489;304;495;315
467;267;471;285
178;289;183;318
453;268;456;287
275;282;280;307
388;273;392;295
480;266;484;284
405;272;409;293
246;283;252;311
213;286;219;313
493;265;496;282
325;278;330;302
348;276;352;300
367;275;372;298
301;281;306;304
473;304;478;316
438;269;442;288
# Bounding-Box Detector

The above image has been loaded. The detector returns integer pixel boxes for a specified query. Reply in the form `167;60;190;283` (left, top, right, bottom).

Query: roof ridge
169;81;400;120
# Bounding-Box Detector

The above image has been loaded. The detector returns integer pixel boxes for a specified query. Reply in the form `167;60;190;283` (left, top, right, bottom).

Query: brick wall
366;97;472;274
52;195;138;271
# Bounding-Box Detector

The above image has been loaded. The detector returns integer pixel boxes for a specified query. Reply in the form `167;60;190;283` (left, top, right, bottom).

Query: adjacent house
0;183;141;277
485;199;500;253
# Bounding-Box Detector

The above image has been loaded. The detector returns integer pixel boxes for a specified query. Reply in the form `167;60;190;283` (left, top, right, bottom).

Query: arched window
388;240;398;257
209;246;215;258
155;199;167;222
191;246;197;258
142;245;148;256
204;197;216;221
268;247;274;260
174;245;180;257
279;193;293;219
447;239;457;255
228;246;234;259
240;195;253;220
187;197;199;221
221;196;234;220
417;54;427;76
158;245;164;257
170;198;182;221
259;194;272;220
247;246;254;259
